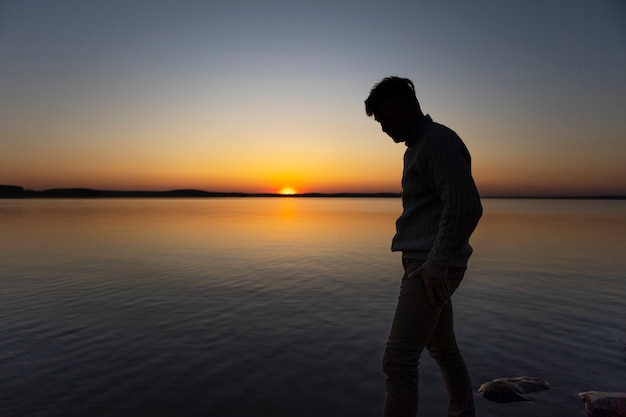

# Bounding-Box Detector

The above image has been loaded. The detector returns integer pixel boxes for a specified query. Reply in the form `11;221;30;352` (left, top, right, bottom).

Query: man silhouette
365;76;482;417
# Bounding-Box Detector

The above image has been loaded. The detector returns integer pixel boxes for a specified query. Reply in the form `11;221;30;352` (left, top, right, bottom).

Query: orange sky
1;1;625;196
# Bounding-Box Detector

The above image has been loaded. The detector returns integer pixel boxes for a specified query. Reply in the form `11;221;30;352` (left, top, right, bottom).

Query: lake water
0;198;624;417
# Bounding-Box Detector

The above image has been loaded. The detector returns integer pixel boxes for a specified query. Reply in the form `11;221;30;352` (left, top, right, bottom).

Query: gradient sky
1;0;625;196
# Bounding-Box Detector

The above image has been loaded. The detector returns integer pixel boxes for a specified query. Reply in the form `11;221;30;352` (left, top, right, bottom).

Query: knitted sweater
391;115;482;278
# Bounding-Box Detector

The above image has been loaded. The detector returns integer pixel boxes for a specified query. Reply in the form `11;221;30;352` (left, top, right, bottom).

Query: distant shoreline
0;185;400;199
1;185;625;199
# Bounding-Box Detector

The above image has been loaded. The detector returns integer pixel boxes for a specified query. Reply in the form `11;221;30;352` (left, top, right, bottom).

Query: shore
1;185;625;199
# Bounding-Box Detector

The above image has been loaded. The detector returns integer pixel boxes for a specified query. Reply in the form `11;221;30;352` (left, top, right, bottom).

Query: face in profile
374;100;414;143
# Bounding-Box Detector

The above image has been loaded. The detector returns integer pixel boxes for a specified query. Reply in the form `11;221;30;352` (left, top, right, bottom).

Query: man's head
365;76;423;143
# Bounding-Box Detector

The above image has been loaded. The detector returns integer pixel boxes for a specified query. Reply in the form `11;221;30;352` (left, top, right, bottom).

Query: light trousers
382;258;475;417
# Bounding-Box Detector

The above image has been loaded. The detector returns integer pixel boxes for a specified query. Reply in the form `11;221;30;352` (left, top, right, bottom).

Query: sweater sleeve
418;130;482;278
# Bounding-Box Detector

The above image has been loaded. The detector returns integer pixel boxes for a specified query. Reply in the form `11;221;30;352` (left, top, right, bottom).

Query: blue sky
1;0;625;195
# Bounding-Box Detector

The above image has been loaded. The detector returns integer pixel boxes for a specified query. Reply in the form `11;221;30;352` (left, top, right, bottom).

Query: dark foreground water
1;198;624;417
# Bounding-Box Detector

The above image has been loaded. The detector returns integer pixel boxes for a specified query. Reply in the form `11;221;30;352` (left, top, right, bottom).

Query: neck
407;112;424;133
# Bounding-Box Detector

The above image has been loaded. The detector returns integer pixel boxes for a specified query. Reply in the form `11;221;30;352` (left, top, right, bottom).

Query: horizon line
1;185;625;200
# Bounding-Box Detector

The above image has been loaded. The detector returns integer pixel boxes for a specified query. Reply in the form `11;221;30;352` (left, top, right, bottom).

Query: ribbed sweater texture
391;115;483;278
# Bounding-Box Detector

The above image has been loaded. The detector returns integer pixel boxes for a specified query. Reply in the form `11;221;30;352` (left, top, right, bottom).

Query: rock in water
579;391;626;417
478;379;530;402
478;376;551;403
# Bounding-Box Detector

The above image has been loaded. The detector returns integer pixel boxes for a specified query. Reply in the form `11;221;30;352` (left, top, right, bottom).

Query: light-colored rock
478;376;551;403
579;391;626;417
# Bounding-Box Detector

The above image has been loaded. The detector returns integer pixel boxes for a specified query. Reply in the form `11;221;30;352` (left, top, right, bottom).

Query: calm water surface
1;198;624;417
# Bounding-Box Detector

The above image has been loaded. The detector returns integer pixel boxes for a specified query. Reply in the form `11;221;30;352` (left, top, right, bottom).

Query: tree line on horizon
0;185;401;199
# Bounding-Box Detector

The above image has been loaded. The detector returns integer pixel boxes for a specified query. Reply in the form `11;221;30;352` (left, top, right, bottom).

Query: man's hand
411;268;450;308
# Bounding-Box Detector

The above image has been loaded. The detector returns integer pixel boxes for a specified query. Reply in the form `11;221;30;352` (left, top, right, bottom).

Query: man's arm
419;130;483;280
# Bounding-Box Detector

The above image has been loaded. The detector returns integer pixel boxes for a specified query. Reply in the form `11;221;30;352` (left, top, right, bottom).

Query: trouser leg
382;260;441;417
382;260;473;417
426;280;475;417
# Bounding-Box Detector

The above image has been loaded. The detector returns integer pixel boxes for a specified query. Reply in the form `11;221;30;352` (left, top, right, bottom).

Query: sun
278;186;297;195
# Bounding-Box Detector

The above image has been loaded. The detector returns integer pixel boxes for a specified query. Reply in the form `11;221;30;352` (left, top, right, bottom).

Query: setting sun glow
1;2;624;198
279;187;297;195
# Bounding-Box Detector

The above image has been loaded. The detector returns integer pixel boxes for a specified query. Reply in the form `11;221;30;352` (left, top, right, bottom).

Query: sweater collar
405;114;432;147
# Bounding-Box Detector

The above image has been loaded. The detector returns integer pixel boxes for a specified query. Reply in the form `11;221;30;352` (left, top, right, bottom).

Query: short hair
364;76;421;116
